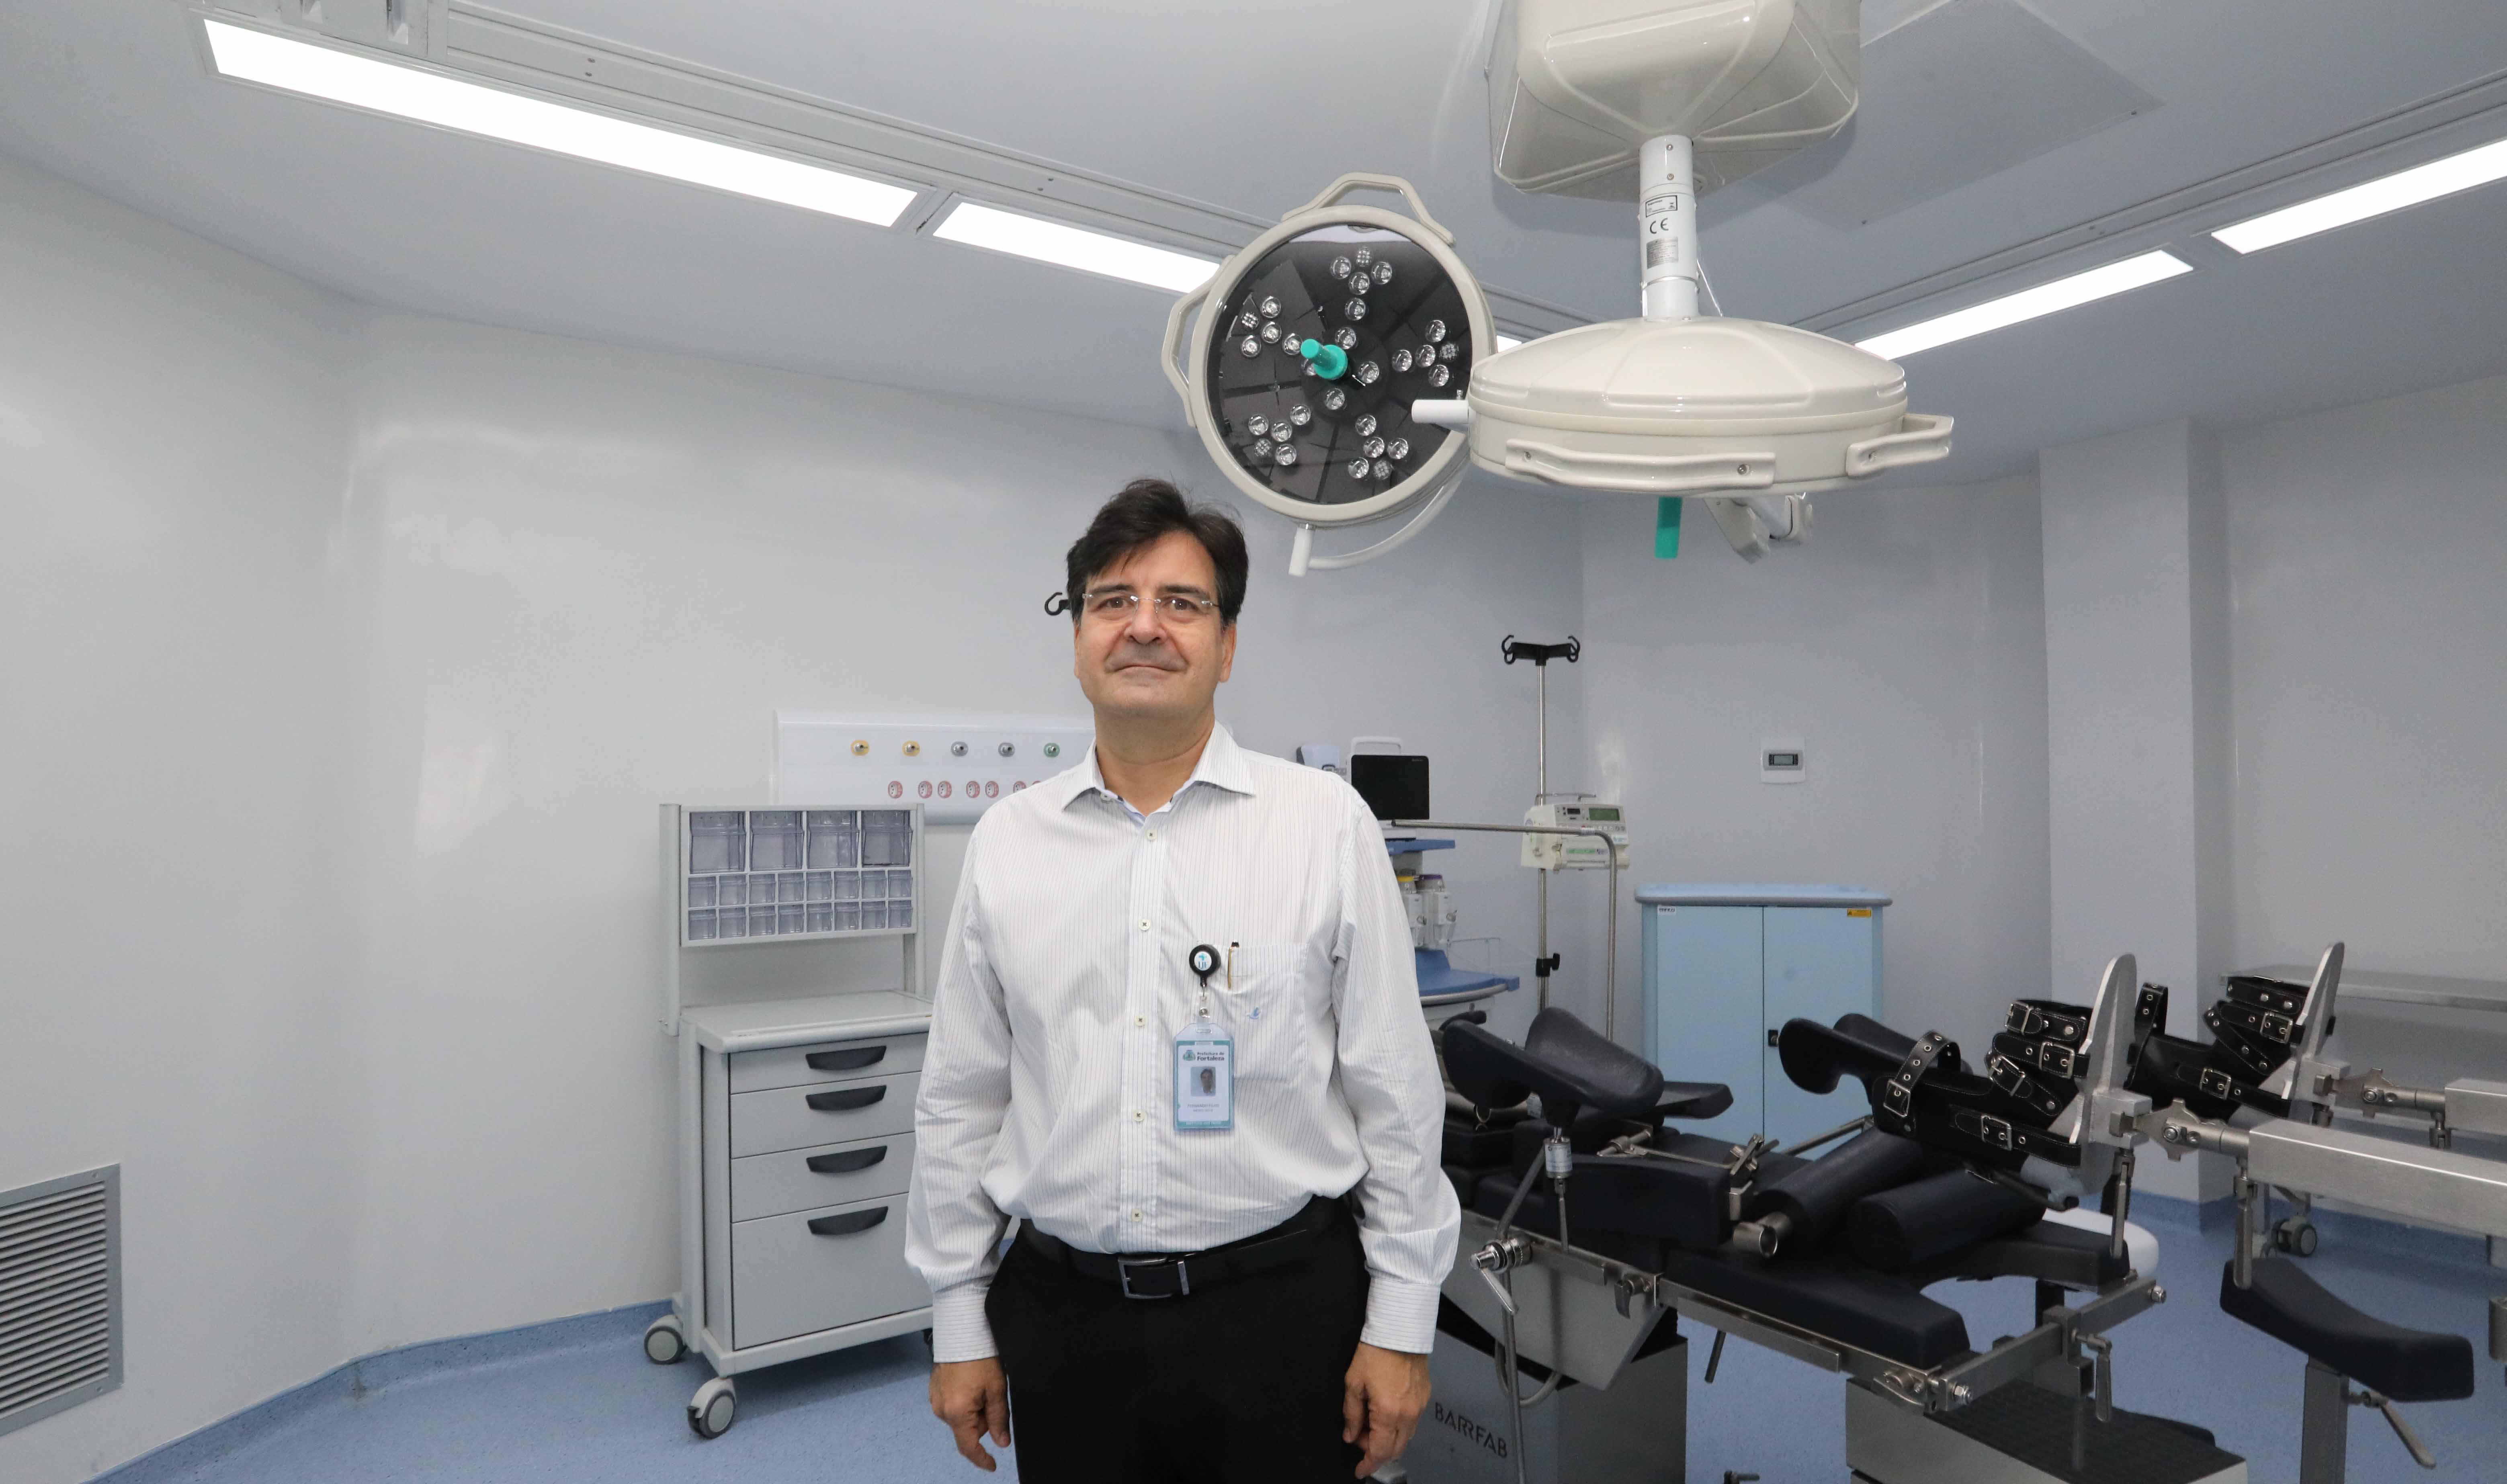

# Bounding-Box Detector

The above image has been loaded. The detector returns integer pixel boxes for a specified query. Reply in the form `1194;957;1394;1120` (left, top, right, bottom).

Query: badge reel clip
1176;943;1235;1132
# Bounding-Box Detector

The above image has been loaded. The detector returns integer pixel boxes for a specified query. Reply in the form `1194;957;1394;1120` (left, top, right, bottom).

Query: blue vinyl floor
101;1202;2506;1484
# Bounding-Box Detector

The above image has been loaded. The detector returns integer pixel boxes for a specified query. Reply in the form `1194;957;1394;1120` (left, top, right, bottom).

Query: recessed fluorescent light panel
2212;136;2507;254
201;20;916;226
930;202;1215;292
1855;249;2192;361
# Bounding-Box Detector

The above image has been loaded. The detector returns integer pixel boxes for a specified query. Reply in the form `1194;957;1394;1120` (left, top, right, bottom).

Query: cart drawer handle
805;1147;889;1175
807;1208;889;1238
805;1087;887;1113
805;1046;887;1072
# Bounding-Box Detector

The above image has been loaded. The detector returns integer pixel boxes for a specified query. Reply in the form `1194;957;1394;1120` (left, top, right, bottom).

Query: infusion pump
1521;802;1630;870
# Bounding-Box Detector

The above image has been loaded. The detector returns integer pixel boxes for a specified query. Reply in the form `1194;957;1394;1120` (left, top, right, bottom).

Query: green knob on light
1299;339;1348;379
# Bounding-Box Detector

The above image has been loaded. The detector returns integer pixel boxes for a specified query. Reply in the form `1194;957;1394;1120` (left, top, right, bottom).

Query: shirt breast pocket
1210;942;1308;1083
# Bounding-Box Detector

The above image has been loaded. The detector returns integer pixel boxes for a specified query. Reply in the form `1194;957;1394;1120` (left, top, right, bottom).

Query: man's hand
1342;1341;1431;1478
930;1357;1011;1472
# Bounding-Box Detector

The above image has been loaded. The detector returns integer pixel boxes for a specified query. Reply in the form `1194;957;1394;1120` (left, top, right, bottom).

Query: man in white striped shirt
907;479;1459;1482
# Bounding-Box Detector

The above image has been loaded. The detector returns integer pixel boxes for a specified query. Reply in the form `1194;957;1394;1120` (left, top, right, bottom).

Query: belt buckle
2006;1004;2040;1036
1989;1056;2028;1096
1883;1080;1913;1119
1977;1114;2015;1152
2038;1044;2076;1078
2260;1011;2295;1043
1117;1256;1188;1300
2199;1067;2235;1099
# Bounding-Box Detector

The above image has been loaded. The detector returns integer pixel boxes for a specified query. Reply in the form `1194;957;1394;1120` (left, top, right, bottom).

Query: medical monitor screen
1348;755;1430;823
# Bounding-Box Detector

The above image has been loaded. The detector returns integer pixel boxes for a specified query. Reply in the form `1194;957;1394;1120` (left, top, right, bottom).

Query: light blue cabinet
1640;884;1888;1145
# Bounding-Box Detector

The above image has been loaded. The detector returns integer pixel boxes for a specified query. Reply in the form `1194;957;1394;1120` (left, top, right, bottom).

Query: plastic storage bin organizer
681;809;916;946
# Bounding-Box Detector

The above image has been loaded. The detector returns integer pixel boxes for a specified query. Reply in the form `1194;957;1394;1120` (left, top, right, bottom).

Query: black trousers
986;1204;1370;1484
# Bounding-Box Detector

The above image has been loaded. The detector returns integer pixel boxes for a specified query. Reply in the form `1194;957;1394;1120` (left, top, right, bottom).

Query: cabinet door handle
805;1046;887;1073
805;1146;889;1175
806;1207;889;1238
805;1086;887;1113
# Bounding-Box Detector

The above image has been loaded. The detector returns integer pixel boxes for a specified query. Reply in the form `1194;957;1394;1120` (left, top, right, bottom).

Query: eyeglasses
1077;590;1220;624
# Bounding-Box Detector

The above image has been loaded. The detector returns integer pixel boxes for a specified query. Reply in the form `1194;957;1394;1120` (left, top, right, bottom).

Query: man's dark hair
1064;479;1249;626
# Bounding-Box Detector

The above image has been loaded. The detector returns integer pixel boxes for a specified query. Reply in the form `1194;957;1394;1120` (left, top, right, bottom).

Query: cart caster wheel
643;1316;687;1365
2274;1218;2319;1257
688;1378;737;1439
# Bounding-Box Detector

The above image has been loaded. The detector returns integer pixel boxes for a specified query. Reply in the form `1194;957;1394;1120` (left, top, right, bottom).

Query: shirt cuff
928;1279;997;1363
1357;1275;1441;1355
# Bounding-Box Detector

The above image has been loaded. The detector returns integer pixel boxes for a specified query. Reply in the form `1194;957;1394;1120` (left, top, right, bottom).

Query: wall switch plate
1761;736;1806;784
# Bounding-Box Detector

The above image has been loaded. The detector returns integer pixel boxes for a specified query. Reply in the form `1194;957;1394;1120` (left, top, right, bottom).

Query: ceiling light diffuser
930;202;1215;292
1855;250;2192;361
2212;136;2507;254
202;20;917;226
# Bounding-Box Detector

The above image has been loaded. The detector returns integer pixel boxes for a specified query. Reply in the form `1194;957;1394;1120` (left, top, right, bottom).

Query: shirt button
1146;829;1157;841
1130;1209;1144;1222
1139;920;1150;932
1132;1110;1145;1123
1134;1015;1146;1028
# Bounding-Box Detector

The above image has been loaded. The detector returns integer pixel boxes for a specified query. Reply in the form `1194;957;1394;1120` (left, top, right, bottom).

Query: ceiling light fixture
201;20;917;227
1854;249;2192;360
2212;135;2507;254
929;201;1215;292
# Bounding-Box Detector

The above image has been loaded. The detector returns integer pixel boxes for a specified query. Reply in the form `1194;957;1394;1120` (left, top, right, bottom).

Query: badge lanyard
1175;942;1235;1131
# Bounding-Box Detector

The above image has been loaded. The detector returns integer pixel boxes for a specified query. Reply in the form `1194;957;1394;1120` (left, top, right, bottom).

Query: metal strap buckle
1977;1114;2015;1151
2037;1043;2076;1078
2006;1003;2040;1036
1989;1055;2030;1096
1117;1256;1188;1300
1884;1080;1913;1119
2259;1011;2295;1043
2198;1067;2235;1099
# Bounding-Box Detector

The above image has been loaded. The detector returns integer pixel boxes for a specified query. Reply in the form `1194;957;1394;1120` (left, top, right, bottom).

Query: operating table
1425;945;2507;1484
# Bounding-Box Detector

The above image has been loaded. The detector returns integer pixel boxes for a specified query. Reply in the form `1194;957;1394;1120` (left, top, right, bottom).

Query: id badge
1174;1020;1234;1131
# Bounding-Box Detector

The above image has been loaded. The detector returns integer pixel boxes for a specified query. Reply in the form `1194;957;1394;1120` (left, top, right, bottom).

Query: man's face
1071;530;1237;727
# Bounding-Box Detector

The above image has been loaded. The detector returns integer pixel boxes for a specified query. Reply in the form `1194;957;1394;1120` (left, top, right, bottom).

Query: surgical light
930;203;1216;292
200;20;917;227
1854;250;2194;361
2212;135;2507;254
1159;174;1495;574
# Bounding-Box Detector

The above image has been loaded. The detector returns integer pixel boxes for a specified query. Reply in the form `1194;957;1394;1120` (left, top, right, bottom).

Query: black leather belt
1984;1048;2076;1121
2224;974;2307;1019
2004;999;2089;1045
2202;1011;2290;1082
2132;1030;2291;1120
1016;1196;1345;1300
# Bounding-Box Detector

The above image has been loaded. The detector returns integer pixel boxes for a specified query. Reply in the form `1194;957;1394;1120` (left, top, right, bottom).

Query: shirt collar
1054;722;1259;815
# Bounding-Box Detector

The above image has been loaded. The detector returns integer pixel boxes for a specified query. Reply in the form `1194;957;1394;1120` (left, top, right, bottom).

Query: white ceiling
5;1;2507;485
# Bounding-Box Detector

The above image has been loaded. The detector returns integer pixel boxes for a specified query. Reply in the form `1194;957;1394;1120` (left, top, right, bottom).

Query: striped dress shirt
904;723;1460;1362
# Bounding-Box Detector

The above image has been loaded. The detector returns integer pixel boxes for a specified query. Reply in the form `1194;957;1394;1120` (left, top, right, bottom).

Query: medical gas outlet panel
671;806;924;949
777;717;1094;825
1522;802;1630;870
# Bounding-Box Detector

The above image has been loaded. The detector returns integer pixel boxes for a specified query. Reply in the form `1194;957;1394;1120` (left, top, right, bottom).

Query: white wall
2222;375;2507;1091
0;155;363;1482
1575;477;2053;1046
0;154;1582;1482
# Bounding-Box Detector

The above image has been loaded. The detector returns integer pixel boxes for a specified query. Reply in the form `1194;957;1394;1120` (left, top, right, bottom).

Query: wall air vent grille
0;1166;121;1439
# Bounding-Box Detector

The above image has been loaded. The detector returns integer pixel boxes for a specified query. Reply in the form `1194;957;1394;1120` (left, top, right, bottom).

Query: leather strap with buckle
2005;999;2089;1045
2210;999;2299;1046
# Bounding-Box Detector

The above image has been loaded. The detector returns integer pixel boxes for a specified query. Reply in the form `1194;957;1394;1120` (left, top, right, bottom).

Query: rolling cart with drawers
642;804;935;1439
